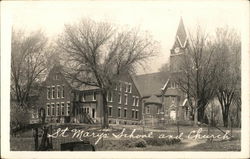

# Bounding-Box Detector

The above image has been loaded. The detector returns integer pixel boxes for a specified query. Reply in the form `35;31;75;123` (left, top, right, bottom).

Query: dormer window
170;81;176;89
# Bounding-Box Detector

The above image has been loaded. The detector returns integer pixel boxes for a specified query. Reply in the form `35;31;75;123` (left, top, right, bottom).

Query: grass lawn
10;124;241;151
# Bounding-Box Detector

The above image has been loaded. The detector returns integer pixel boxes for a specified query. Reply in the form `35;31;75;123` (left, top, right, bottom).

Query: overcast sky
4;1;246;75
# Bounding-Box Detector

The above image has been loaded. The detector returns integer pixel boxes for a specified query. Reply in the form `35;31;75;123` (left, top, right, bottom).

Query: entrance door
170;110;176;120
92;108;95;118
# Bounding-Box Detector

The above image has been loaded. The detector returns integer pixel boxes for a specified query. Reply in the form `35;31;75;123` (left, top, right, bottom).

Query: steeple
170;17;188;72
175;17;187;48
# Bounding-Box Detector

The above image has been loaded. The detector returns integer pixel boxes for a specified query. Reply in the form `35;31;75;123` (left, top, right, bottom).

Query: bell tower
170;17;188;72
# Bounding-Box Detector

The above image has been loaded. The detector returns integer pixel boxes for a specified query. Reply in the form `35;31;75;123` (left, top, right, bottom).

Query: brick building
34;17;191;126
38;65;142;125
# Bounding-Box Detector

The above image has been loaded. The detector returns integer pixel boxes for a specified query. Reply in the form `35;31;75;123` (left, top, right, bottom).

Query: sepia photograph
1;0;249;158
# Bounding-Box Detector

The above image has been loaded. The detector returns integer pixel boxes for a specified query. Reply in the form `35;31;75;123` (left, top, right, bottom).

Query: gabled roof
144;95;162;105
45;65;99;91
175;17;187;48
134;72;169;97
131;75;143;97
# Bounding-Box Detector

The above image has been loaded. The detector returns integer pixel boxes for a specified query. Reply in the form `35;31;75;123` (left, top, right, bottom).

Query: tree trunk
194;108;198;126
222;113;228;127
101;91;109;129
222;104;230;127
198;107;204;123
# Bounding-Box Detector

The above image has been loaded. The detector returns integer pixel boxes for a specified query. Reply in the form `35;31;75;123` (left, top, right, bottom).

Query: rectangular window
110;92;113;102
67;102;70;116
157;107;160;114
51;86;55;99
128;83;132;93
61;102;65;116
118;107;121;118
119;82;122;92
51;103;55;116
124;108;127;118
82;93;86;102
146;106;150;114
86;107;89;114
107;91;113;102
171;81;176;88
47;104;50;116
57;85;61;98
135;110;138;119
108;106;112;117
93;92;96;101
125;82;128;92
124;94;128;105
83;107;90;114
171;96;175;104
118;93;122;104
132;96;136;106
132;109;135;118
56;103;60;116
47;87;50;99
61;85;65;98
136;97;139;106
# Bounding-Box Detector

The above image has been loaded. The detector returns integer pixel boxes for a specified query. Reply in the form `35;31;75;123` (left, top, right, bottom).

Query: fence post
177;121;179;136
33;128;39;151
50;125;53;149
230;118;233;137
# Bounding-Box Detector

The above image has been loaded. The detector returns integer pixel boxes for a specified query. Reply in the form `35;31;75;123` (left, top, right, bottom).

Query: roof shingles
134;72;169;97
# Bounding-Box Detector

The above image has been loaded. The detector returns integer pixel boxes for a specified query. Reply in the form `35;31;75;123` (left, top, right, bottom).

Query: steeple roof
176;17;187;48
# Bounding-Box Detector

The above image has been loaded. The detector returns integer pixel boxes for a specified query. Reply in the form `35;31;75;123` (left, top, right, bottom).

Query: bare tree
58;18;159;128
205;100;222;127
214;27;241;127
11;29;49;107
173;26;219;124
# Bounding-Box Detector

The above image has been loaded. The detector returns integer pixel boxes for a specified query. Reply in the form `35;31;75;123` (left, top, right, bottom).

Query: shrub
119;138;147;148
134;139;147;148
145;137;181;146
145;138;165;146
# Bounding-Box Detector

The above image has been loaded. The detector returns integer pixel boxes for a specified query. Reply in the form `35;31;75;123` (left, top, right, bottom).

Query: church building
135;17;192;126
